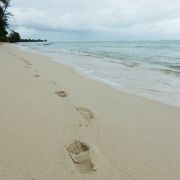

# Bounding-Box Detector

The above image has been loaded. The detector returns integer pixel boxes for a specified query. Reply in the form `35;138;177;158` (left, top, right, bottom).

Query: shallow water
15;41;180;107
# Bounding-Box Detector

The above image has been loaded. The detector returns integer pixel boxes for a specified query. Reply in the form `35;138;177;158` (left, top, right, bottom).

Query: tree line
0;0;21;42
0;0;46;43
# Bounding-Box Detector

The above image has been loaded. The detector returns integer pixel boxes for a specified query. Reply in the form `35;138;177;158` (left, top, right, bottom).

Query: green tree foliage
0;0;12;42
8;30;20;43
0;28;7;41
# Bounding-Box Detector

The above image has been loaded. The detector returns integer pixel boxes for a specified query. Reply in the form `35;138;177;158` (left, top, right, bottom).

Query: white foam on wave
14;42;180;108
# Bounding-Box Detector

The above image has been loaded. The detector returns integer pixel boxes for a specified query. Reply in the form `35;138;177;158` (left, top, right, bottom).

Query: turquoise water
16;41;180;107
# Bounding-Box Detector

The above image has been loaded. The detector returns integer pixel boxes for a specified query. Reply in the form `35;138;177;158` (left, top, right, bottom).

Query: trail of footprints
20;55;95;174
54;86;95;173
21;57;32;66
66;107;95;173
55;90;95;173
67;108;95;173
20;57;41;77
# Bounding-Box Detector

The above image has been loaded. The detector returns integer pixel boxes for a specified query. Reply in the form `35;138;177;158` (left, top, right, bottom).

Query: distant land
20;39;47;42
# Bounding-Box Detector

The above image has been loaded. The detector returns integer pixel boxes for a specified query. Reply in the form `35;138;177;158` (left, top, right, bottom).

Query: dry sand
0;44;180;180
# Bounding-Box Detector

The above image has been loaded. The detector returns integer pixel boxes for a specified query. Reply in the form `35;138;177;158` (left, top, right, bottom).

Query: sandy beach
0;44;180;180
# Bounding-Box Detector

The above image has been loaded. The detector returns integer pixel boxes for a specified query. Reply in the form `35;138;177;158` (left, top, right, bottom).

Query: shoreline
1;44;180;179
15;42;180;108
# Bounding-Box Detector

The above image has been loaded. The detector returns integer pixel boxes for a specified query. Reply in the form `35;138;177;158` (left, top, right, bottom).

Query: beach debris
66;140;94;173
55;90;67;97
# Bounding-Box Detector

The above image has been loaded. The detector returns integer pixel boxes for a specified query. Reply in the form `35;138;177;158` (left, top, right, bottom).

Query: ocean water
16;41;180;107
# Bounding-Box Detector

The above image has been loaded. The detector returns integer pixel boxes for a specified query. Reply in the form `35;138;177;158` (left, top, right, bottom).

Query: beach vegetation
8;30;20;43
0;0;46;42
0;0;11;42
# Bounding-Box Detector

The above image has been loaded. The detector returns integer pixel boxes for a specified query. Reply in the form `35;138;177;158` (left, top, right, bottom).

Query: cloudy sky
10;0;180;41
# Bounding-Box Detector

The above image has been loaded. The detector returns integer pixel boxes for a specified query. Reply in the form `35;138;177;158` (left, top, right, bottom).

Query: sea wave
121;61;140;68
14;41;180;107
168;65;180;71
154;67;180;76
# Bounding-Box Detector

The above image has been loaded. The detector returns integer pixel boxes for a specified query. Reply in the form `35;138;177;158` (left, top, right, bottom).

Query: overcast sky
10;0;180;41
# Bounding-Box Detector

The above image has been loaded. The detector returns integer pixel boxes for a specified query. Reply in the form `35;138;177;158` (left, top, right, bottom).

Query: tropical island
0;0;46;43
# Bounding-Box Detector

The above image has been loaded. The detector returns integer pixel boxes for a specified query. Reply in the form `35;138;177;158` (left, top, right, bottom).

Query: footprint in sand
76;107;94;127
66;140;94;173
76;107;94;120
33;69;38;73
21;57;32;66
48;80;57;86
55;90;67;97
33;74;40;77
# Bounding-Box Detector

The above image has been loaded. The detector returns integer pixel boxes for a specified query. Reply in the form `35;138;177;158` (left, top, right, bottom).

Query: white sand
0;44;180;180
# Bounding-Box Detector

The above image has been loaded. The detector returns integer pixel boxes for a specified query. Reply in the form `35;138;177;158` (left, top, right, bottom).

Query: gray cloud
10;0;180;40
